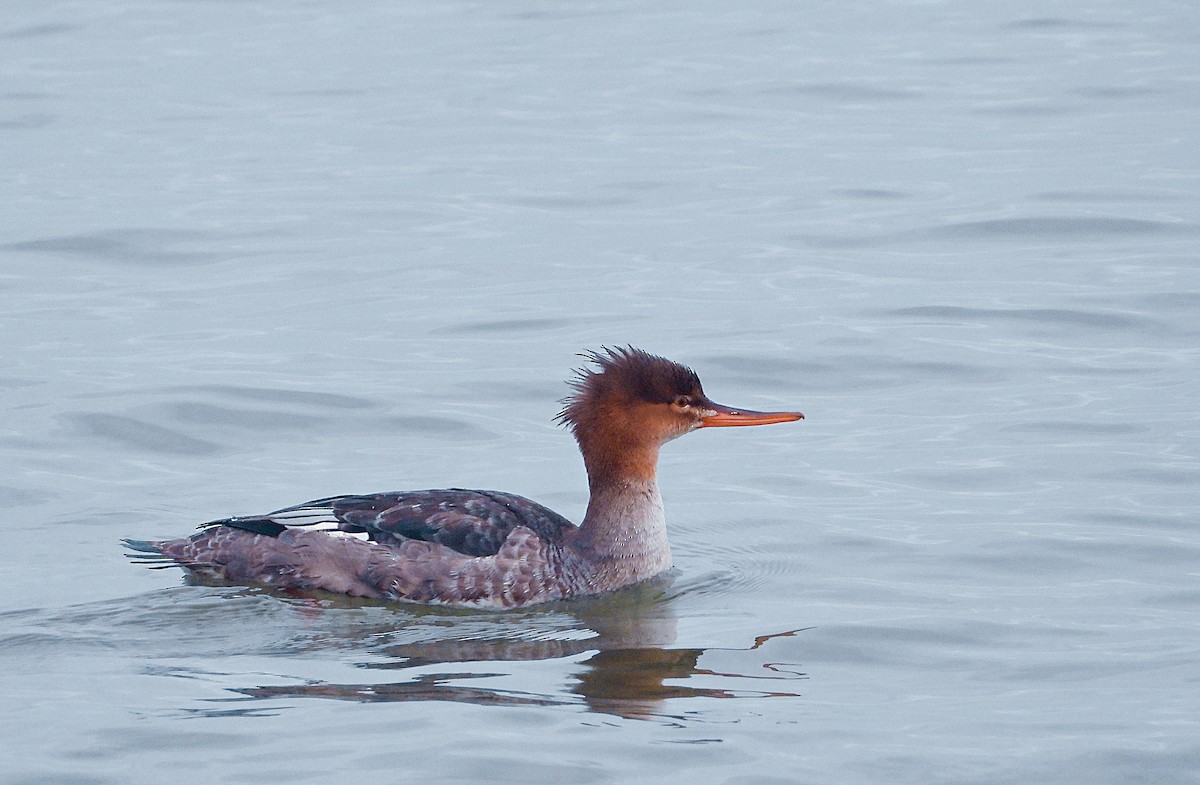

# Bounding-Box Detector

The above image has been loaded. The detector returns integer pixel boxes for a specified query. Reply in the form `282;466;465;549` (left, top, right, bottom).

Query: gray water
3;1;1199;783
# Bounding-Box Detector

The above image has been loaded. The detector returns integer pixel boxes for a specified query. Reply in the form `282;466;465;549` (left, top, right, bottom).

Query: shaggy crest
556;346;703;433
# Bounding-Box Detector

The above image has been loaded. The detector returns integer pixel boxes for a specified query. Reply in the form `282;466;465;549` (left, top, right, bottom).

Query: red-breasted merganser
125;347;803;607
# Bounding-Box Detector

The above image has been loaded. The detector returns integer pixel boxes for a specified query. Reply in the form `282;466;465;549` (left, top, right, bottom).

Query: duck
125;347;803;607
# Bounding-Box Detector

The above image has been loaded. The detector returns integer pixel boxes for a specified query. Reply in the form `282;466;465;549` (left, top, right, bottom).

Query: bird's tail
120;538;180;569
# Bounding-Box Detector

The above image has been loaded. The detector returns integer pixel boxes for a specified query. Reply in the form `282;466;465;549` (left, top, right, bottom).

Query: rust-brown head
556;347;804;461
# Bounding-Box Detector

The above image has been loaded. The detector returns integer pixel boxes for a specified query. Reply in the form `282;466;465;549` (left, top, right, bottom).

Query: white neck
574;478;672;587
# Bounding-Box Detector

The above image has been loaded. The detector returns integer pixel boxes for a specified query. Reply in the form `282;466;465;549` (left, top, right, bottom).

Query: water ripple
2;229;229;267
63;412;223;456
802;215;1197;247
880;305;1164;333
178;385;375;410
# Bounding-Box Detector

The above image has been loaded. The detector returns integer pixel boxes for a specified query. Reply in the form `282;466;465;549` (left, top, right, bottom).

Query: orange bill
698;402;804;428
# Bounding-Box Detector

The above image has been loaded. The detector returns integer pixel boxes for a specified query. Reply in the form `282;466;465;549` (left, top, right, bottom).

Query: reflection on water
571;631;806;718
233;627;806;720
196;585;808;721
32;577;811;722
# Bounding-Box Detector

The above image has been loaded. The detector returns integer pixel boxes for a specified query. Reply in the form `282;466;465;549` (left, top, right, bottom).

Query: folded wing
207;488;577;558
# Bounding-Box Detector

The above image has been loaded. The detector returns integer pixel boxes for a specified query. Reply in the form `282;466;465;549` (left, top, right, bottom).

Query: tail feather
121;538;161;554
123;536;230;573
121;538;183;570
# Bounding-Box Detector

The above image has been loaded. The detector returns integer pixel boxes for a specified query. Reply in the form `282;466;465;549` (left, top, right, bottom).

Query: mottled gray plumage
128;489;593;607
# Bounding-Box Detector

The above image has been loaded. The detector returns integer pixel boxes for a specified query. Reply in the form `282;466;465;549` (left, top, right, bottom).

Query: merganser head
557;346;803;449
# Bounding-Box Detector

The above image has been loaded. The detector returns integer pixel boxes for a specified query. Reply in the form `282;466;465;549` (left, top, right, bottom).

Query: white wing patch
256;509;370;540
287;517;342;531
326;530;370;541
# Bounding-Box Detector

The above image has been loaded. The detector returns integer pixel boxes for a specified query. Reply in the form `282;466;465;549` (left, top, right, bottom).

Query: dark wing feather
214;489;577;558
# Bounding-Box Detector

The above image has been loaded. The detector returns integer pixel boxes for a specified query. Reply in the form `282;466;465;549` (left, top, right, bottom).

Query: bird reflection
228;582;808;720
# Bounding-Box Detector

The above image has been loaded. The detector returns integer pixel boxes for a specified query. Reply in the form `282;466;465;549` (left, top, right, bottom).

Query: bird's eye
672;395;691;409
